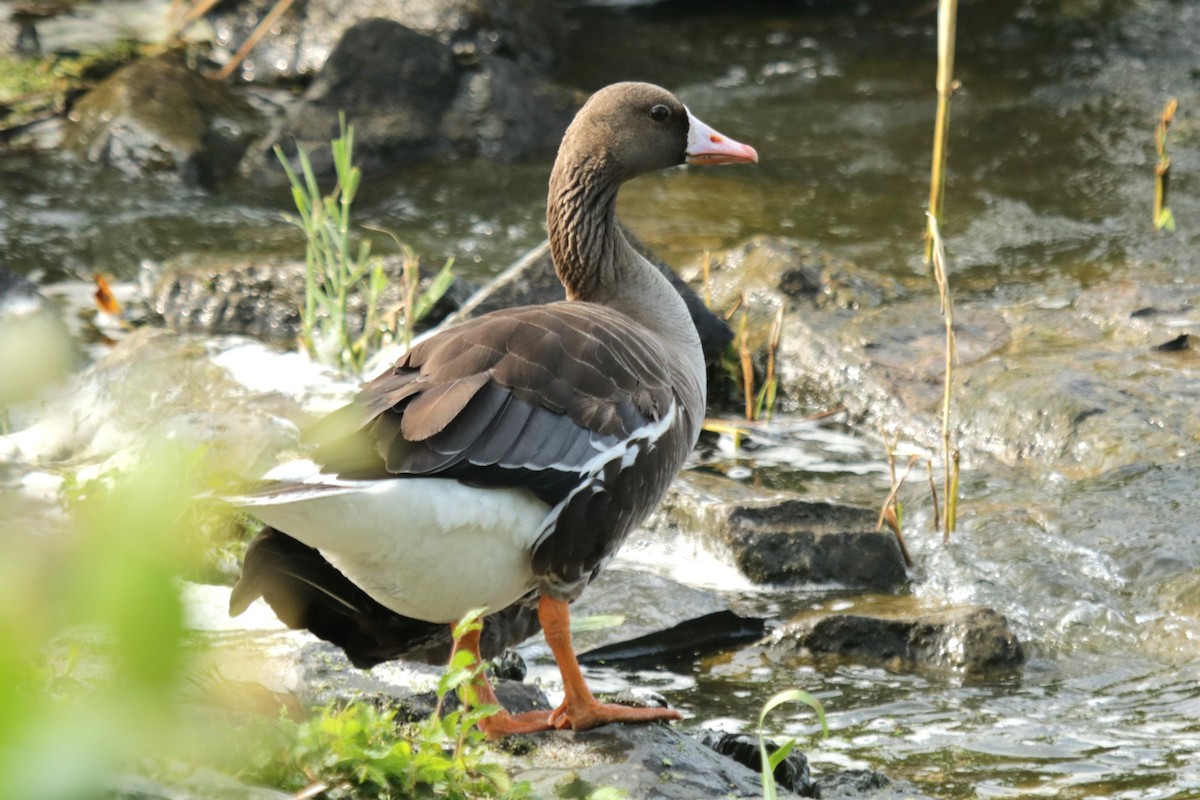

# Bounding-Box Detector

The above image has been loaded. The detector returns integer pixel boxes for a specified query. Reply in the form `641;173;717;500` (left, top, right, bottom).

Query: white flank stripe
532;400;677;554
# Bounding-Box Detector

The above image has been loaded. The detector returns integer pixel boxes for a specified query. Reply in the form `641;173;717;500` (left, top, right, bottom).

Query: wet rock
0;328;348;473
186;582;550;719
770;294;1009;449
449;232;733;365
680;235;905;359
514;723;793;799
150;253;474;343
64;54;267;187
263;19;578;177
207;0;568;83
695;238;1199;477
949;289;1200;477
188;581;787;798
703;731;813;796
493;568;764;678
813;769;930;800
778;606;1024;676
649;472;908;592
579;610;766;666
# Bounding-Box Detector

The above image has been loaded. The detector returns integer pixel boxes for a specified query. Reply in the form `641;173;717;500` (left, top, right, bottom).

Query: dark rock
150;253;474;343
449;231;734;365
493;648;527;681
264;19;578;177
440;51;577;162
649;472;908;592
703;731;814;796
567;567;731;653
1155;333;1191;352
207;0;568;83
779;606;1024;676
513;722;795;799
64;54;267;187
579;610;766;666
813;769;930;800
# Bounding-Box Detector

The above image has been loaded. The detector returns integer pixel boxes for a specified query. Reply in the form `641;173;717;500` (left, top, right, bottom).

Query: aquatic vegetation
756;689;827;800
1154;97;1178;232
923;0;962;540
276;116;454;373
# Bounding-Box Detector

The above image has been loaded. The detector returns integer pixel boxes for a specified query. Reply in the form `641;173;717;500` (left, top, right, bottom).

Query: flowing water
4;0;1200;796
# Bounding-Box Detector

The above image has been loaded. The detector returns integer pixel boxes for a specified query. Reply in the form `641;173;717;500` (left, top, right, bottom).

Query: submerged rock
778;606;1025;676
813;769;931;800
262;18;578;177
64;54;267;186
703;731;814;796
650;472;908;592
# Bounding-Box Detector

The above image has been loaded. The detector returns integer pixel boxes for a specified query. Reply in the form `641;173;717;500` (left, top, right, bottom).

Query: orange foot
548;699;682;732
478;708;556;739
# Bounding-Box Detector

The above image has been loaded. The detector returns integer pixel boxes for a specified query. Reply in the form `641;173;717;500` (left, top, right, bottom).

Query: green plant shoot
756;689;828;800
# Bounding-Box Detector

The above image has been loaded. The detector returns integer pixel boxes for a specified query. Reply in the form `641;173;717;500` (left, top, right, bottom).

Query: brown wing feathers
309;303;674;502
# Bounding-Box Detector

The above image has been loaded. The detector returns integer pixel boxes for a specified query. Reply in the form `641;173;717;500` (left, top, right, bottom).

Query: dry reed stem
738;293;755;421
926;458;940;532
702;250;713;309
876;451;918;568
924;0;959;262
1154;97;1178;231
758;304;784;421
919;0;961;541
928;214;959;539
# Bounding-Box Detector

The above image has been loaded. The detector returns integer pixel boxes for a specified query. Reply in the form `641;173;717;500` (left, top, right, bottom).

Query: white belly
236;467;552;623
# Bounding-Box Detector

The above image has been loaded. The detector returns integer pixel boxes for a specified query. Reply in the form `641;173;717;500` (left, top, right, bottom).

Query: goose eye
649;104;671;122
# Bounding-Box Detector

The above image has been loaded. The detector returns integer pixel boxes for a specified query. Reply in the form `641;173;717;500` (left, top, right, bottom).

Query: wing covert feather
311;303;677;502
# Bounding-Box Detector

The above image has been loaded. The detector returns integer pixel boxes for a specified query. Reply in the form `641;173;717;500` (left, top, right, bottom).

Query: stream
3;0;1199;797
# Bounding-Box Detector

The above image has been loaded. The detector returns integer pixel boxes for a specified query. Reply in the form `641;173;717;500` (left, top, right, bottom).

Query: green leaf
756;689;828;800
411;258;456;324
1156;208;1176;232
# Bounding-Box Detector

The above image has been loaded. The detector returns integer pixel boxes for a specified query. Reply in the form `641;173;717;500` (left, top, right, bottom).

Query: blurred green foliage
0;450;531;798
0;444;221;798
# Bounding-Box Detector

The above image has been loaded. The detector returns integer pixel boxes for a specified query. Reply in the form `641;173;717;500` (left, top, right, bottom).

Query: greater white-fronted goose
229;82;758;736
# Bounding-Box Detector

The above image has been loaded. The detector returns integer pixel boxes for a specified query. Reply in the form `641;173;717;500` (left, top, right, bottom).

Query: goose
229;81;758;736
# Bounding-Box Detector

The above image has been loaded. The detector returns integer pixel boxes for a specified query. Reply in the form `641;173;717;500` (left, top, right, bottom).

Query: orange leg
451;621;556;739
538;594;682;732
